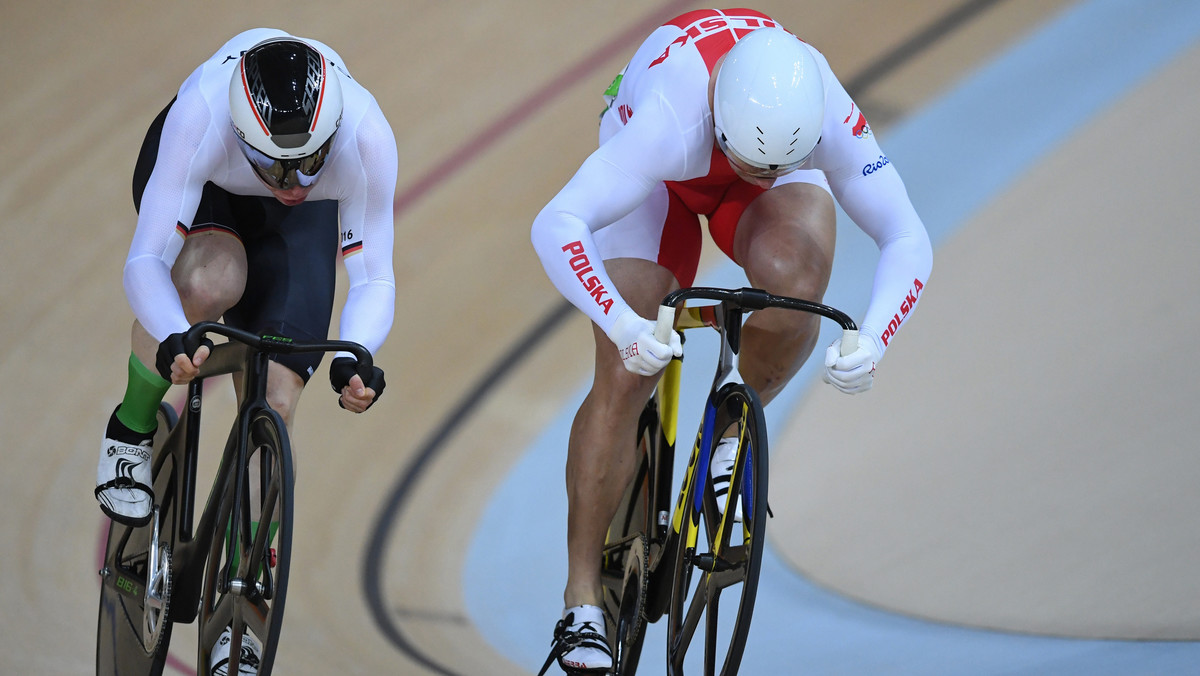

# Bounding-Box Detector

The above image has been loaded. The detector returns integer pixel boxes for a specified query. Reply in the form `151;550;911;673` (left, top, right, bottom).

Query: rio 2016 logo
862;155;890;176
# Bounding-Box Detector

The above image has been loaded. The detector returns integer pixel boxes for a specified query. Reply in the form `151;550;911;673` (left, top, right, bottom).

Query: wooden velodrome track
2;1;1196;674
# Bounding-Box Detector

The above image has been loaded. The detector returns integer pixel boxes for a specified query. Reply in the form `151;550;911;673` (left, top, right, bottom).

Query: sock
113;352;171;434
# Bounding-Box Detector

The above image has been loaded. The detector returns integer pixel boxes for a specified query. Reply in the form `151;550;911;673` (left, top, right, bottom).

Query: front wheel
666;383;768;676
197;408;294;675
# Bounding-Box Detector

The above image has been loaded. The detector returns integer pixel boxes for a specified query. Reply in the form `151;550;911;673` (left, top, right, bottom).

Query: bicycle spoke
667;384;768;676
679;568;710;644
207;583;236;628
242;598;272;637
705;594;721;676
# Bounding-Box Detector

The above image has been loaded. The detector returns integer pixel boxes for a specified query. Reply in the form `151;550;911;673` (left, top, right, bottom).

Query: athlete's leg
98;230;248;524
733;181;836;404
561;181;698;610
117;98;244;433
113;230;247;435
222;196;338;480
564;257;678;609
130;230;249;368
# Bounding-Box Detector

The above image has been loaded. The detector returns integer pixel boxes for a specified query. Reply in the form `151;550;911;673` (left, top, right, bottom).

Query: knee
173;266;243;320
263;364;305;427
265;387;299;427
736;187;836;300
746;251;829;302
592;361;660;411
607;363;659;401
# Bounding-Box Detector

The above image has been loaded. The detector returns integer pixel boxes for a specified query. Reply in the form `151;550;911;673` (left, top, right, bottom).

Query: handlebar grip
183;321;221;356
356;359;375;383
654;305;675;344
839;329;859;357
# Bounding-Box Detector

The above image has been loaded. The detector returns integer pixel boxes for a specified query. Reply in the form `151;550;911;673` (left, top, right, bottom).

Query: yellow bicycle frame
665;305;752;550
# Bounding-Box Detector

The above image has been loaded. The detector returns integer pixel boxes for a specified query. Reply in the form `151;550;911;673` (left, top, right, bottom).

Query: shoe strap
536;618;612;676
94;478;153;497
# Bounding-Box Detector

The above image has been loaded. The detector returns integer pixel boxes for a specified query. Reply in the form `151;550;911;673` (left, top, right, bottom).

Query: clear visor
236;133;335;190
716;131;813;180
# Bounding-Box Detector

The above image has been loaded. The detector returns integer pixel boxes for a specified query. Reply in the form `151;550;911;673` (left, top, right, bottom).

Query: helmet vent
230;36;343;161
712;27;823;172
271;131;313;149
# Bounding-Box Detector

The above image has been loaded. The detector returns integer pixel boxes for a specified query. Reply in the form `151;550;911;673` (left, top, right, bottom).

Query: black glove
329;356;386;409
155;332;214;381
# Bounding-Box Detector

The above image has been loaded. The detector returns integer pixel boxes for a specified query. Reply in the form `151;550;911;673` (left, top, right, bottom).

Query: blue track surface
465;0;1200;673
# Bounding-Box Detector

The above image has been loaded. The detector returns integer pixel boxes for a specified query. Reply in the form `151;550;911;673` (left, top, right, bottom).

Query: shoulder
184;28;292;110
207;28;290;68
341;94;397;168
618;24;711;134
797;40;839;96
321;92;397;195
295;35;353;77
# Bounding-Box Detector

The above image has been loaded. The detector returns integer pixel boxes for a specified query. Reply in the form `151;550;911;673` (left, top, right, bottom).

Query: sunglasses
236;133;335;191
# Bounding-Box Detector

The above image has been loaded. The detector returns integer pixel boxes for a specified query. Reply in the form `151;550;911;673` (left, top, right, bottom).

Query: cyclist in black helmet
94;30;398;673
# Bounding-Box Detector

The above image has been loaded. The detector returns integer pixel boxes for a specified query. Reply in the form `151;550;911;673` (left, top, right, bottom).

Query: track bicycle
96;321;374;676
599;287;857;676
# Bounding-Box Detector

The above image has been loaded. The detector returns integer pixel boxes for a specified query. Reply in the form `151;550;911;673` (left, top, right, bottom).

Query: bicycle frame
648;288;852;553
602;287;857;675
97;321;372;676
158;338;281;620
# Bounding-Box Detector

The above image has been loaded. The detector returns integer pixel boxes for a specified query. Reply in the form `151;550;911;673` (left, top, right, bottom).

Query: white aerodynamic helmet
713;27;825;177
229;37;343;190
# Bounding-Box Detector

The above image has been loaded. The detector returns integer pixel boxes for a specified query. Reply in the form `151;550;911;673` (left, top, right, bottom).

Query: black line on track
843;0;1008;97
362;1;1009;673
362;301;574;675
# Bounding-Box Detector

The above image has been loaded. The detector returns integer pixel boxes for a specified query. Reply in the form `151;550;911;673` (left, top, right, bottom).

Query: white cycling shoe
95;411;155;527
210;626;262;676
710;436;744;523
538;604;612;675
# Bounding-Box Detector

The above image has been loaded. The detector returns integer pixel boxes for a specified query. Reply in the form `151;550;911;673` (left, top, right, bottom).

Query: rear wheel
601;399;663;675
603;532;649;675
96;403;178;676
666;384;768;676
197;409;294;675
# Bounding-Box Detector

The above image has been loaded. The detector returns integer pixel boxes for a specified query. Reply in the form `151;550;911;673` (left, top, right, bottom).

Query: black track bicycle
599;287;857;676
96;321;374;675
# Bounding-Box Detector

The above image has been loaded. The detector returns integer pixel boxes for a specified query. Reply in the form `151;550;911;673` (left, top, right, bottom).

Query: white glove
823;336;880;395
607;309;682;376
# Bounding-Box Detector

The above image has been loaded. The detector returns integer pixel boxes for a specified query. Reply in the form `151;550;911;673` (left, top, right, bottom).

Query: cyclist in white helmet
94;29;398;675
530;10;932;672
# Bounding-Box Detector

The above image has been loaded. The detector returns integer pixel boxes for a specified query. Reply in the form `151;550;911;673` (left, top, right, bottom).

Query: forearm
531;209;631;334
